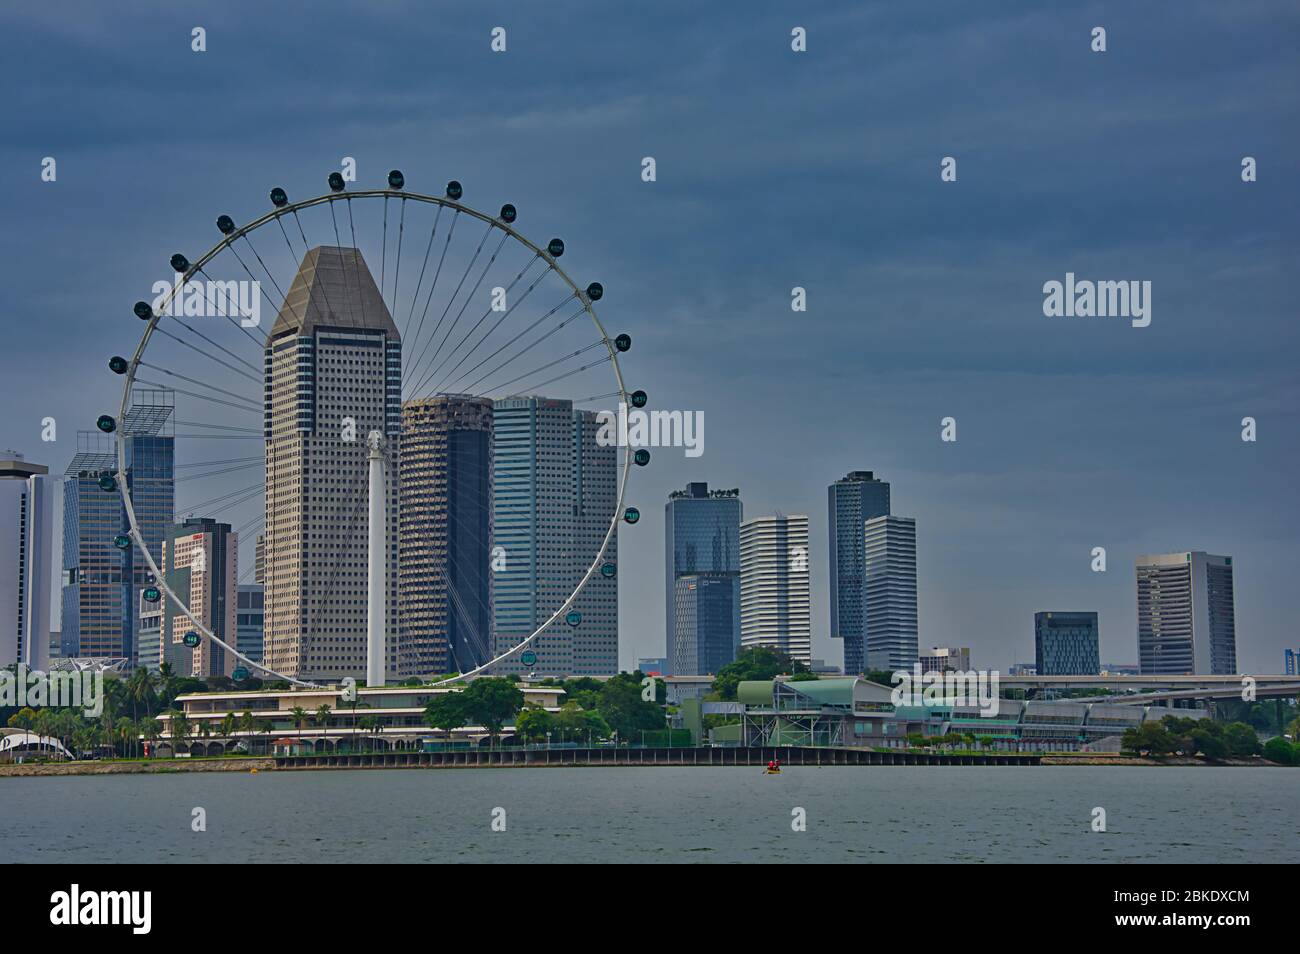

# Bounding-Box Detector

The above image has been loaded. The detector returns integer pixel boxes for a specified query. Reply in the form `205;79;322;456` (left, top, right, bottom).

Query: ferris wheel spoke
176;420;262;434
175;456;262;470
176;479;264;516
344;198;371;332
275;214;305;262
432;260;556;395
380;194;389;298
134;379;261;415
390;197;407;315
189;265;267;351
417;230;512;388
174;460;263;482
473;343;611;398
226;238;303;333
424;254;549;395
405;222;497;391
327;200;362;330
240;231;302;327
151;326;260;383
138;361;262;409
403;208;456;368
456;300;585;395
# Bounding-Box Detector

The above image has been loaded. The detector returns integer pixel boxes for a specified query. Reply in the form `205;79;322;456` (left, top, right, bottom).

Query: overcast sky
2;1;1297;672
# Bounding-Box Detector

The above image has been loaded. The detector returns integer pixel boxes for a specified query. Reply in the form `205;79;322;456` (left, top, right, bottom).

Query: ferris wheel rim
114;183;634;691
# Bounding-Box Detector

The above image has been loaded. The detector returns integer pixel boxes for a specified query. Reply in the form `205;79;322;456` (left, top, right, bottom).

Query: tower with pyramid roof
262;247;401;681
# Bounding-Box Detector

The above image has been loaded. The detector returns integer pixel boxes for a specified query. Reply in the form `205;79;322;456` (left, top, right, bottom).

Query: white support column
366;431;386;687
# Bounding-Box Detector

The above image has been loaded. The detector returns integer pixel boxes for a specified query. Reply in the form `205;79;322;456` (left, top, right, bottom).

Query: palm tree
357;715;381;753
314;704;333;756
142;717;161;758
166;709;190;757
220;713;237;754
239;710;256;752
156;662;177;710
258;719;273;755
290;706;309;754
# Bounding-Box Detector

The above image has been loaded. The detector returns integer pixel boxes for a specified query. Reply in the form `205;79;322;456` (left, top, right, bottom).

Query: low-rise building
717;676;1205;752
159;683;565;756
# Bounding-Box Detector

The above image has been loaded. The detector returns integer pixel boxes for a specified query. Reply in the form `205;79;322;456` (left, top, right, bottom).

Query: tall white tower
739;514;811;667
367;430;386;687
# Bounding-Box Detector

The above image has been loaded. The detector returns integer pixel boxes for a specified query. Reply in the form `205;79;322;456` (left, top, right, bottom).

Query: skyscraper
262;246;401;682
920;646;970;673
160;517;237;677
665;482;741;675
672;574;739;675
236;584;264;665
1034;611;1100;676
61;392;174;664
63;435;123;660
827;471;890;674
1136;551;1237;675
739;514;811;666
570;408;618;676
122;390;176;665
863;515;918;672
491;397;617;677
399;395;493;677
0;455;53;670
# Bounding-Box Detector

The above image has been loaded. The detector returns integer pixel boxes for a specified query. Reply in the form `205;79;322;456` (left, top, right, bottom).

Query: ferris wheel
98;169;647;689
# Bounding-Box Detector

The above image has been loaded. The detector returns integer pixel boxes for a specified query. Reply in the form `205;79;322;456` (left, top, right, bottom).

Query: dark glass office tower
827;471;890;674
1034;611;1100;676
665;482;741;675
399;395;493;677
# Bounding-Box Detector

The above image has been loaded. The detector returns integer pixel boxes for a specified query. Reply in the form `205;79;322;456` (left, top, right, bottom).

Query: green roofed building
718;676;1205;752
734;677;909;747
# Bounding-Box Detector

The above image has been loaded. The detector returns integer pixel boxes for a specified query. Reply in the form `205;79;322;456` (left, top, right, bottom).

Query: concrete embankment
0;757;275;777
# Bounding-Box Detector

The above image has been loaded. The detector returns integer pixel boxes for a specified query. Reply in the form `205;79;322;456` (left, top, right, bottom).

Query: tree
220;713;237;752
239;710;256;752
1189;727;1226;761
515;706;554;743
142;717;161;757
357;715;381;753
1222;722;1261;758
1263;737;1295;765
458;678;523;745
553;702;610;744
315;704;333;754
712;647;809;700
1122;721;1175;756
165;709;190;757
289;706;309;751
596;673;664;743
423;693;466;746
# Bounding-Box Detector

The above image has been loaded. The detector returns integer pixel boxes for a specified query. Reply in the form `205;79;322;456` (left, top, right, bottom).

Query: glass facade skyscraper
491;396;617;677
665;482;741;675
399;395;493;677
827;471;890;674
1034;611;1100;675
672;574;739;675
61;392;174;663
